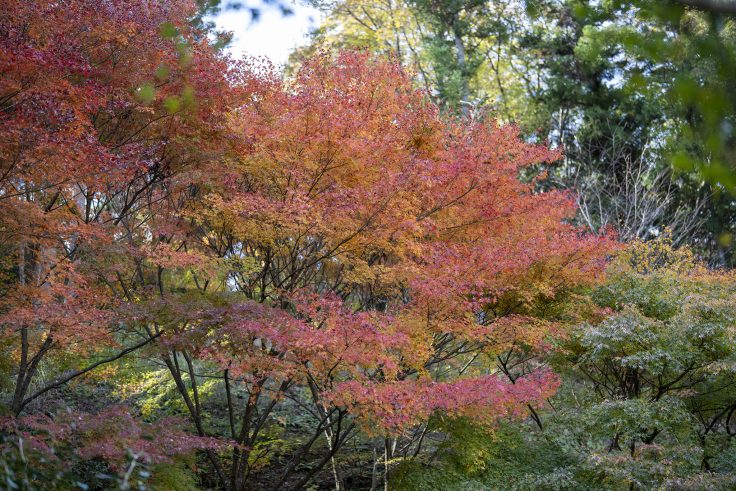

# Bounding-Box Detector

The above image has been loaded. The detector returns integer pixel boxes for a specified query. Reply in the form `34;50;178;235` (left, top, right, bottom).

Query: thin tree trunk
370;446;380;491
452;15;470;114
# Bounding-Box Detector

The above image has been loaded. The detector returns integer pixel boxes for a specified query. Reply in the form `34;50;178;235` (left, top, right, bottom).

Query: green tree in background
552;0;736;262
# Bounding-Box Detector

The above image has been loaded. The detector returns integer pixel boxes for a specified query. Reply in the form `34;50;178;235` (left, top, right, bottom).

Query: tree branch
19;332;163;412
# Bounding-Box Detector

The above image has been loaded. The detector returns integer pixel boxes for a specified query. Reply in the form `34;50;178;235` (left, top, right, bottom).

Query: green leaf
155;65;170;81
159;22;178;39
137;83;155;104
164;96;181;113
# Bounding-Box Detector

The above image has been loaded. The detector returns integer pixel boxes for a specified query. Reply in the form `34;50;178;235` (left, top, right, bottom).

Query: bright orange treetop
187;52;614;437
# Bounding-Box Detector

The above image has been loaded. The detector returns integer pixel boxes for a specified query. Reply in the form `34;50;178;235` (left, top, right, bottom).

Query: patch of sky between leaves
209;0;322;67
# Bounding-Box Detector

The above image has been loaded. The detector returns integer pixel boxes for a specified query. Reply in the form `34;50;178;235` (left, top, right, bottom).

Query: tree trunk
452;15;470;114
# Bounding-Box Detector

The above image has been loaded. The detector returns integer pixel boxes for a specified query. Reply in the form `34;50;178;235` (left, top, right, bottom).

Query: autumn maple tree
150;51;613;488
0;0;614;489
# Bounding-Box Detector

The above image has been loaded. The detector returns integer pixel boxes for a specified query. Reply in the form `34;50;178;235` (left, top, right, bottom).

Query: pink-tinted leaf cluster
326;370;560;434
3;406;223;469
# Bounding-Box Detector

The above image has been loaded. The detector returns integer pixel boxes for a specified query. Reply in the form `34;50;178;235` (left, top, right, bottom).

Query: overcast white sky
212;2;321;67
